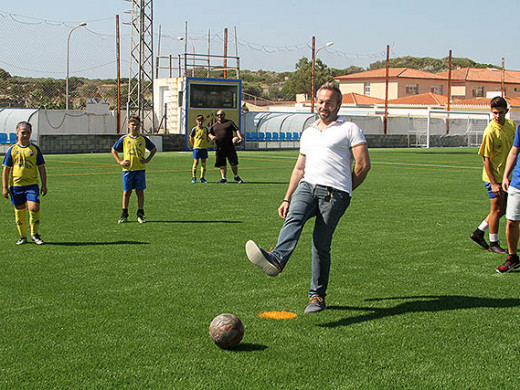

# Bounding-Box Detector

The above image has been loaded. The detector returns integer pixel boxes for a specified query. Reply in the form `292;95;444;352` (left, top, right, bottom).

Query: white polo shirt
300;116;366;194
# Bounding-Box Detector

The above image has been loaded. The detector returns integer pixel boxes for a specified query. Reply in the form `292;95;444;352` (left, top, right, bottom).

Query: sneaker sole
489;248;508;254
496;263;520;273
245;240;280;277
304;304;326;314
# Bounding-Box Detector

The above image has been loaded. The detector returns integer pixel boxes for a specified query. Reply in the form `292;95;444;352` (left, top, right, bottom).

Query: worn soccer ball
209;313;244;349
232;136;242;146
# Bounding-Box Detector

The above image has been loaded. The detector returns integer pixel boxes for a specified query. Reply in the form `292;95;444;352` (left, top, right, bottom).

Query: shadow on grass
146;220;242;224
44;240;150;246
320;295;520;328
228;343;268;352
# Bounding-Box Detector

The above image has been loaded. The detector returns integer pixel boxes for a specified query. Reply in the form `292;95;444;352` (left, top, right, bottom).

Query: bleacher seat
265;132;272;141
9;133;17;144
251;132;258;141
280;132;286;141
246;132;252;141
258;133;265;141
272;132;279;141
0;133;7;144
293;132;300;141
286;132;292;141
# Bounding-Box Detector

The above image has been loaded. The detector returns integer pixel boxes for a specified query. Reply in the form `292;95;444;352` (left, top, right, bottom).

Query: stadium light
66;22;87;111
177;36;196;77
311;40;334;113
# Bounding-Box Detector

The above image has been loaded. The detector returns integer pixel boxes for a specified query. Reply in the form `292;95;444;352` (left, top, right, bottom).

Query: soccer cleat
216;178;228;184
117;216;128;224
137;214;147;224
496;255;520;273
31;234;44;245
234;176;244;184
200;177;208;184
16;237;27;245
470;229;489;250
191;177;196;184
489;241;508;254
245;240;281;277
304;296;326;313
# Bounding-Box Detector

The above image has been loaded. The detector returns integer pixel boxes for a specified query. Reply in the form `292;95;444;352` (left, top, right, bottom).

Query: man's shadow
320;295;520;328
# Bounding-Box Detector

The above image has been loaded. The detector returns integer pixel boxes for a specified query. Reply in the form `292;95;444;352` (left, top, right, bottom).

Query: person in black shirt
209;110;245;183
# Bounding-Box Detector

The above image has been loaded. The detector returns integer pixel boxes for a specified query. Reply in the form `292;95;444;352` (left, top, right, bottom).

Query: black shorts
215;147;239;167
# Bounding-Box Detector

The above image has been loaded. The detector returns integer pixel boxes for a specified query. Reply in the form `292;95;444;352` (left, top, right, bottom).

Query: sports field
2;147;520;389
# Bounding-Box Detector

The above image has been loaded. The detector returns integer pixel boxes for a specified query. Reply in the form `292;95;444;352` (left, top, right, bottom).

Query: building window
364;82;370;96
472;86;485;97
431;85;443;95
406;84;418;95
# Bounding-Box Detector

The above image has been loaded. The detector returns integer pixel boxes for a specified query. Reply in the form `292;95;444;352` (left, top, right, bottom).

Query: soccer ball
209;313;244;349
232;136;242;146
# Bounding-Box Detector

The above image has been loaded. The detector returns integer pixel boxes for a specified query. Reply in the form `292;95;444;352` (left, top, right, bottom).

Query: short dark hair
16;121;32;131
196;114;204;121
128;115;141;124
490;96;508;110
317;81;343;104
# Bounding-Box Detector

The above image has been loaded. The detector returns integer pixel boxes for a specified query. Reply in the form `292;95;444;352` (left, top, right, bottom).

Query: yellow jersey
478;119;516;182
2;143;45;187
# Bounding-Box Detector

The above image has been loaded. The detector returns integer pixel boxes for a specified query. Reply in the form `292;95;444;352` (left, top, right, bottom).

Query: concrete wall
39;134;184;154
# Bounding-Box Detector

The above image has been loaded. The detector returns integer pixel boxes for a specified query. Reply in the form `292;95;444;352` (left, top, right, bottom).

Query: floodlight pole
66;22;87;111
311;38;334;113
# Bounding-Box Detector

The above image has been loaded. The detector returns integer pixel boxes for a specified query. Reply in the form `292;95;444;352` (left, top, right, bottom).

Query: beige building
334;68;447;100
335;67;520;101
436;68;520;99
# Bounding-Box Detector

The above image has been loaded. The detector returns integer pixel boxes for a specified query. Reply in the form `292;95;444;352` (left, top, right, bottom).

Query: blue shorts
484;181;506;199
122;170;146;191
193;149;208;160
9;184;40;207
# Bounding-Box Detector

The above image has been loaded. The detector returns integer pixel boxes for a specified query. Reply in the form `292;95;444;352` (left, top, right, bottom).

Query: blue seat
286;132;292;141
9;133;17;144
280;132;286;141
251;132;258;141
246;132;252;141
272;132;279;141
0;133;7;144
258;133;265;141
265;132;272;141
293;132;300;141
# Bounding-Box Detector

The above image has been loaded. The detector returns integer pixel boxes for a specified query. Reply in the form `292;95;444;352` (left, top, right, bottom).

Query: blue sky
2;0;520;78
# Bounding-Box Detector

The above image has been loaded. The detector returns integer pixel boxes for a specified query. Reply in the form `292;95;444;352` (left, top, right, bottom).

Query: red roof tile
437;67;520;83
388;92;448;105
334;68;445;81
342;92;384;105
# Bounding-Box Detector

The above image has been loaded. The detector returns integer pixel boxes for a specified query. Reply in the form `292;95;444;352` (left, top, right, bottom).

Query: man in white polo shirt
246;81;371;313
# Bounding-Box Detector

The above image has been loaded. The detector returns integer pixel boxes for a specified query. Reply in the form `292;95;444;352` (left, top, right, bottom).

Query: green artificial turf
1;147;520;389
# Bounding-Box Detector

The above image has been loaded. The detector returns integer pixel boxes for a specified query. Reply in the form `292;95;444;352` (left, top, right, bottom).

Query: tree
0;68;11;80
280;57;333;100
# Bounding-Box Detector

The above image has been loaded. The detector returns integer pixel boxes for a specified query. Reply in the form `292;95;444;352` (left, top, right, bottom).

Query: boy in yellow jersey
188;114;209;183
470;96;516;253
2;121;47;245
111;116;157;224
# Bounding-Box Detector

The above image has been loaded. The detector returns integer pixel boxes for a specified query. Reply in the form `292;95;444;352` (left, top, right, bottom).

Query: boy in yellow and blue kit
2;121;47;245
189;114;209;183
111;115;157;224
470;96;516;253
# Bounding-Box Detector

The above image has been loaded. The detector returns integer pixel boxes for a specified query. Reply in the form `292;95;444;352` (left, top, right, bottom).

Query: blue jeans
271;181;351;298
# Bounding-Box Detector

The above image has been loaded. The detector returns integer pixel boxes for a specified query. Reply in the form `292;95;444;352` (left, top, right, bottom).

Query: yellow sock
201;161;207;178
29;210;40;236
14;208;27;237
192;162;197;178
